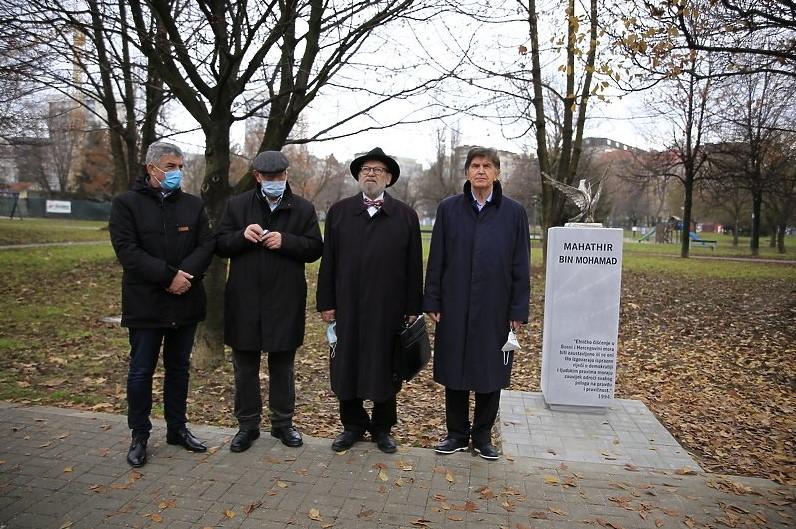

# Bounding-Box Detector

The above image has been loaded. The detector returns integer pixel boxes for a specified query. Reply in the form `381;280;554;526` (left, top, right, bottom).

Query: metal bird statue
542;173;602;223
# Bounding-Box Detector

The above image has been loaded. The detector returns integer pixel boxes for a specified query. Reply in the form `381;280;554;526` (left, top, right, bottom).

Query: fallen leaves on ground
1;259;793;483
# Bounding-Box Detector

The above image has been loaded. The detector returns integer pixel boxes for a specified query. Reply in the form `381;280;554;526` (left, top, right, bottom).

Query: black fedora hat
350;147;400;187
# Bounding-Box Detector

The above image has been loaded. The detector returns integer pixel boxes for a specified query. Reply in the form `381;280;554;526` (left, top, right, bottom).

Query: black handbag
394;315;431;381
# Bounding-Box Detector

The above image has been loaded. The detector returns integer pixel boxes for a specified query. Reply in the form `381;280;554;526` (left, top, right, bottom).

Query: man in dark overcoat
109;141;215;468
316;147;423;454
215;151;323;452
423;146;530;460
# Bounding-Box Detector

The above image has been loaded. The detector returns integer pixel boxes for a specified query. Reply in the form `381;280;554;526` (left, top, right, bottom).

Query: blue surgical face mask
154;167;183;191
261;180;286;199
326;320;337;358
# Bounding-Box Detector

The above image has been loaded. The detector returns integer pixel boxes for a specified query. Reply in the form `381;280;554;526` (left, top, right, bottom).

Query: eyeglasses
359;166;388;176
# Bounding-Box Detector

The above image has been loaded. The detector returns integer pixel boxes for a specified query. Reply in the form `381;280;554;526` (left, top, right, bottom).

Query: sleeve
405;209;423;315
422;201;445;313
508;206;531;323
179;203;215;278
109;194;174;288
214;197;252;258
276;203;324;263
315;208;336;312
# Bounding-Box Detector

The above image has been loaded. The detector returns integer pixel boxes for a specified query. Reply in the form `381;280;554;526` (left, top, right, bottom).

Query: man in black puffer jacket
109;141;215;468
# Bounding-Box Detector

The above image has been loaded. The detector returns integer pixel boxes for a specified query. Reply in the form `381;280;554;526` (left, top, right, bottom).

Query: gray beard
359;181;386;200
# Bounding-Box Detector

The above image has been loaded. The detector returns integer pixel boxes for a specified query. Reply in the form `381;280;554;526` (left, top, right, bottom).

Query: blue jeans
126;325;197;439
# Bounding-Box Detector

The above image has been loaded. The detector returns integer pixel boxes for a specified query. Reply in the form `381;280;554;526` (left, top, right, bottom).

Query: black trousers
127;324;197;439
444;387;501;446
232;349;296;430
339;396;397;436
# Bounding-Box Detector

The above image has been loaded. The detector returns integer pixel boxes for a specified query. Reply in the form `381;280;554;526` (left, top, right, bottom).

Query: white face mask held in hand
501;329;520;365
326;321;337;358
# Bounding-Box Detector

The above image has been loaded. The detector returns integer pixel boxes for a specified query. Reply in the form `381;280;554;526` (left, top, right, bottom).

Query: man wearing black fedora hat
317;147;423;453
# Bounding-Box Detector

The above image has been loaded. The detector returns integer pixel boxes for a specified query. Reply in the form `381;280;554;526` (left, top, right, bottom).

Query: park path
0;240;109;251
1;397;792;529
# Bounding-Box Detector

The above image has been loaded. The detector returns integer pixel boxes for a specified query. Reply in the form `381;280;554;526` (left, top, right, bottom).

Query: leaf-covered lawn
0;243;793;485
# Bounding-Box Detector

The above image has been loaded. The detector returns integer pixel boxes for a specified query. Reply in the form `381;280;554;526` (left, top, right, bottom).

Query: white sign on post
46;200;72;214
541;226;623;409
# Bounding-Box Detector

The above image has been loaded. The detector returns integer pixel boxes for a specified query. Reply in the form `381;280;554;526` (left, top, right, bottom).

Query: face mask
154;167;183;191
261;180;286;199
326;321;337;358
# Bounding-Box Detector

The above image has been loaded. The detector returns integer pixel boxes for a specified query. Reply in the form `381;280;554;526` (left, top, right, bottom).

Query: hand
243;224;266;243
262;231;282;249
510;320;522;332
406;315;418;324
167;270;194;295
321;309;336;322
427;312;440;323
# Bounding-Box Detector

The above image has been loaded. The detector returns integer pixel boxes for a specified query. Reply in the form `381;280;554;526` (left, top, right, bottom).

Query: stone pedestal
541;226;623;409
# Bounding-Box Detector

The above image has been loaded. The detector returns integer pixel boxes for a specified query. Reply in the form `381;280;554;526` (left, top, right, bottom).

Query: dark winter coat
109;176;215;328
423;181;530;393
316;192;423;402
215;183;323;352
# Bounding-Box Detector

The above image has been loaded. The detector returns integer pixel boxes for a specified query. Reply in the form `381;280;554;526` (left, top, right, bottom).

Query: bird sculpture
542;173;602;223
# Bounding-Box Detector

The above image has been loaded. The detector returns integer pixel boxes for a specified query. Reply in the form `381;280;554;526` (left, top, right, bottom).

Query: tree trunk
777;224;786;253
680;174;694;258
732;216;739;246
192;125;232;369
750;192;762;256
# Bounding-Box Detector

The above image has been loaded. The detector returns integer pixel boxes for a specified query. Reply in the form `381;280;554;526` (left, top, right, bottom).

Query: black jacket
109;177;215;328
215;183;323;352
316;192;423;401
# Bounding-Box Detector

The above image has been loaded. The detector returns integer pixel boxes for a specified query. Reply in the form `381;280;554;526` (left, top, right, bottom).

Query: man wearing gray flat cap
215;150;323;452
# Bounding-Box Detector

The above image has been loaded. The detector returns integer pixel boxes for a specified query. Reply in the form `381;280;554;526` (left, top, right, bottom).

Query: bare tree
711;72;795;255
611;0;795;80
2;0;171;193
127;0;453;366
415;127;461;217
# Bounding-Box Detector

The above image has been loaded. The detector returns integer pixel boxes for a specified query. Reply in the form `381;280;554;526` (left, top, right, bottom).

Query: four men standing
111;143;529;466
316;148;424;454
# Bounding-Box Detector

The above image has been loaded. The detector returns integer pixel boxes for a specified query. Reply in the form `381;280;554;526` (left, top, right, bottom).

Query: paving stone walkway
0;399;793;529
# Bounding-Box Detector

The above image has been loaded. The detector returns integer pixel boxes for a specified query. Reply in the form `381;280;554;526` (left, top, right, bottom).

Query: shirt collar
471;188;493;211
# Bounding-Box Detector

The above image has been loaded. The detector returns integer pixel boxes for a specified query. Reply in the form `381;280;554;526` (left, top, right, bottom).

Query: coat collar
133;174;183;202
463;179;503;208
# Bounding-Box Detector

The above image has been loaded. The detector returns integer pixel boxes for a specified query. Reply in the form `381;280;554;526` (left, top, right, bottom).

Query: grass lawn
0;218;110;245
0;219;793;484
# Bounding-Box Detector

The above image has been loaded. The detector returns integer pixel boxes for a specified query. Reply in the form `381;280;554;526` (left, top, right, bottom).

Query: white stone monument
541;225;623;409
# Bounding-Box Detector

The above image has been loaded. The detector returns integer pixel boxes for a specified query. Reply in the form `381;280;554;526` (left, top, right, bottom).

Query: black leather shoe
435;437;469;454
331;430;362;452
374;432;397;454
473;442;499;460
166;428;207;453
230;429;260;453
271;426;303;448
126;438;147;467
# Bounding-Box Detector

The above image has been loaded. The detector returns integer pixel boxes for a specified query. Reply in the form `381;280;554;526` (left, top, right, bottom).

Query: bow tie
364;198;384;209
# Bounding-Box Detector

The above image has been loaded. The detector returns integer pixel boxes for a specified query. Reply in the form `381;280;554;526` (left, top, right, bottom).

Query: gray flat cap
252;151;289;174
